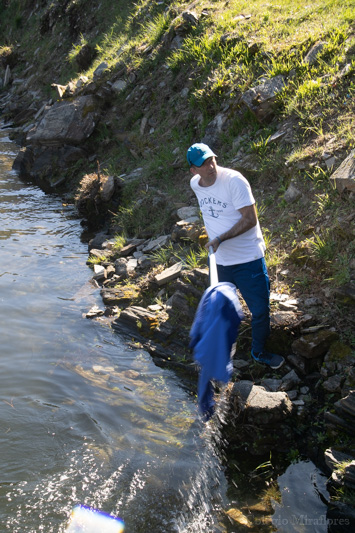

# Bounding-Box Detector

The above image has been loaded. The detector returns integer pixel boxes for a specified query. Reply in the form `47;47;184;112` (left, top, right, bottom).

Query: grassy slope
0;0;354;345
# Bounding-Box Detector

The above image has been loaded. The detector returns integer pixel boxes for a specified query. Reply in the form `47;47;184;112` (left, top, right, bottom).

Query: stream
0;122;333;532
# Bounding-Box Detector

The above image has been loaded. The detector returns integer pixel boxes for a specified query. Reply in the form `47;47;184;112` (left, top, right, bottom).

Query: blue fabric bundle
189;282;243;418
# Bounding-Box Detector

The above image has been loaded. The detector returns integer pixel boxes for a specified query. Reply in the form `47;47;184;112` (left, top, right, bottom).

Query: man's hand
206;237;221;252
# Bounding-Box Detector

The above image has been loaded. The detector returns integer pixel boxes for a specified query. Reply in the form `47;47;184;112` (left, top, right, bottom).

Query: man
187;142;284;370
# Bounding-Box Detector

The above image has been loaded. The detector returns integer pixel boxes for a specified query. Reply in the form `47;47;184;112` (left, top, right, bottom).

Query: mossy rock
101;286;140;307
326;341;353;362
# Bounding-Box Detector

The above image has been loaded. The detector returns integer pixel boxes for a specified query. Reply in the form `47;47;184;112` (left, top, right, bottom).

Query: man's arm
206;204;258;252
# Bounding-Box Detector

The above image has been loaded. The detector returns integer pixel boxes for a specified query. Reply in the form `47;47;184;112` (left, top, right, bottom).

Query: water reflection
272;460;329;533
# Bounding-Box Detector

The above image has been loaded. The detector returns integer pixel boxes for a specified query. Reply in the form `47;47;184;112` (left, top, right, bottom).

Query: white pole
209;246;218;287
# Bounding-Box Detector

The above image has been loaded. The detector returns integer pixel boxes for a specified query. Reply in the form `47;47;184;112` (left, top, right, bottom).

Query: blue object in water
190;282;243;418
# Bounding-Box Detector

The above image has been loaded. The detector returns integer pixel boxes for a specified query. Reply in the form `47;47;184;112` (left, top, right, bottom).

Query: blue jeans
217;257;270;353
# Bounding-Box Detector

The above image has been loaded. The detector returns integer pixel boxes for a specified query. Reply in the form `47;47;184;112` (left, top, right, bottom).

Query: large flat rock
231;380;293;425
27;95;99;146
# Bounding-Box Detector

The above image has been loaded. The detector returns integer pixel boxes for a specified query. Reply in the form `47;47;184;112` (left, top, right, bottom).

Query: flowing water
0;123;334;533
0;125;231;532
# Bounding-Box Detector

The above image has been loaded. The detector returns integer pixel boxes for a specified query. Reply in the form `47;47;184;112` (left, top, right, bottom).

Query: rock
63;81;76;97
4;65;11;87
241;75;286;122
322;374;344;393
330;149;355;193
51;83;67;99
286;354;307;375
261;378;282;392
93;61;109;79
304;41;327;65
165;290;193;320
325;448;355;488
112;79;127;93
105;265;115;278
12;147;34;178
88;248;106;260
28;145;86;183
148;304;163;312
226;508;252;527
132;251;144;259
271;310;300;328
170;35;184;50
100;286;140;307
324;155;337;170
154;262;184;286
344;462;355;487
233;359;250;370
86;305;105;318
303;297;322;307
100;175;115;202
325;391;355;435
76;75;89;89
182;268;209;291
324;411;353;433
201;112;227;147
114;257;128;277
284;183;302;203
88;232;110;250
181;10;199;26
118;239;145;257
137;255;152;269
291;330;339;359
112;305;170;341
281;369;301;391
93;264;106;281
177;206;199;220
142;235;170;253
12;107;37;126
26;95;100;146
339;391;355;417
268;129;287;143
232;153;260;175
287;390;298;401
292;399;305;408
126;258;138;273
231;380;294;425
171;221;202;243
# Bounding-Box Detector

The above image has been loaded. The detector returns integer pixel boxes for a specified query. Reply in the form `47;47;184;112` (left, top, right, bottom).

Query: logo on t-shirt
199;196;227;218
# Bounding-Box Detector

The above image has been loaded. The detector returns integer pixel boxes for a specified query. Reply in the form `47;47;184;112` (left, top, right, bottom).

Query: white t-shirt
190;166;266;266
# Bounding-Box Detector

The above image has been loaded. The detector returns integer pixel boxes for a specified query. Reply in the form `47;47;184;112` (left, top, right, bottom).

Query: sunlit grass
185;246;208;269
87;254;107;265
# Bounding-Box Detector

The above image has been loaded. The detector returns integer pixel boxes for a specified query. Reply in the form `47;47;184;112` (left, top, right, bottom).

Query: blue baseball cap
187;143;217;167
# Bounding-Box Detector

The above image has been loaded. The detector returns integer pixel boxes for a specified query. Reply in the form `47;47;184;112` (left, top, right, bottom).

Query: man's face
190;156;218;184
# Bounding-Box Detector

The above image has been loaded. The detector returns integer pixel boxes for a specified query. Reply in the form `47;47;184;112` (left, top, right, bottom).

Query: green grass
184;246;208;269
87;254;107;265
